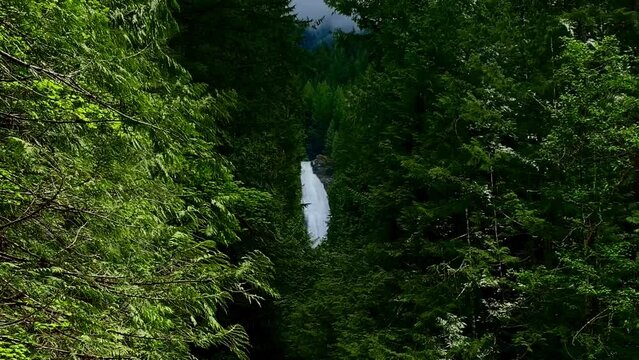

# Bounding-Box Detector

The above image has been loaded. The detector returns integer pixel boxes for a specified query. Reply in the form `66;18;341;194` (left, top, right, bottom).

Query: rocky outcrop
311;154;333;187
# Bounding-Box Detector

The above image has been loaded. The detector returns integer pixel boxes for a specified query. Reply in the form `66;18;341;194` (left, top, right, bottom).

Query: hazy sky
292;0;357;31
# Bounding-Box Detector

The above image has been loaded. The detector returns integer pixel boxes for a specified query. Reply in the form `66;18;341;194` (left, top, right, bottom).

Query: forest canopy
2;0;639;359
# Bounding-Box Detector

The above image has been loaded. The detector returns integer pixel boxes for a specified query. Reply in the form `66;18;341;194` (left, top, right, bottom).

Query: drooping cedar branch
0;49;164;132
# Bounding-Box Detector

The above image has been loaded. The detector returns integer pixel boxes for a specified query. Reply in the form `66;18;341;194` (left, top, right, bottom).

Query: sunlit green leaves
0;0;277;358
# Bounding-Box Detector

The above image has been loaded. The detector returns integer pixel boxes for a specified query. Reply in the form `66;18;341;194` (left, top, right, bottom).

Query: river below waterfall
300;161;330;247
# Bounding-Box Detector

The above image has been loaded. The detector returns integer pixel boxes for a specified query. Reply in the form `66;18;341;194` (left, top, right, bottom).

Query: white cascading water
300;161;330;247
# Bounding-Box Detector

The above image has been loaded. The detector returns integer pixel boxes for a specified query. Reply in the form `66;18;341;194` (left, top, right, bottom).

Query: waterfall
300;161;330;247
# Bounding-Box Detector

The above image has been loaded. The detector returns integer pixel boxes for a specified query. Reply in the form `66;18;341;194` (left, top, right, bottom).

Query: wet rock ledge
311;154;333;187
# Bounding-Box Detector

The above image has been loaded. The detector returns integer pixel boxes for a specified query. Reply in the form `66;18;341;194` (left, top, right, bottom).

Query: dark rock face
311;154;332;187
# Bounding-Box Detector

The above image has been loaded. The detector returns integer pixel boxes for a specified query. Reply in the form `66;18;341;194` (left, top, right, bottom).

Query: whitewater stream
300;161;330;247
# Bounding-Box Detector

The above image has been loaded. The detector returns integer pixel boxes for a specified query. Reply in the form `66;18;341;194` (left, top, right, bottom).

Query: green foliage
302;81;346;157
283;1;639;359
7;0;639;358
0;342;28;360
0;0;280;358
170;0;311;358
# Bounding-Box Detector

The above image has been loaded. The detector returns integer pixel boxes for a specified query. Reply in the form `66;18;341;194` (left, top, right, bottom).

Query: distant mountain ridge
294;0;357;49
300;17;358;49
301;22;334;49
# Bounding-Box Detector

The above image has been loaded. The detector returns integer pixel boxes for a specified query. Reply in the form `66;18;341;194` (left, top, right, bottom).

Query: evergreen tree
0;0;279;358
284;1;639;359
170;0;311;357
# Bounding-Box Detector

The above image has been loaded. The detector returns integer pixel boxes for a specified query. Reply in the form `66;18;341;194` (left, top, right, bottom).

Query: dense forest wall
5;0;639;359
0;0;306;358
284;1;639;359
169;0;312;358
